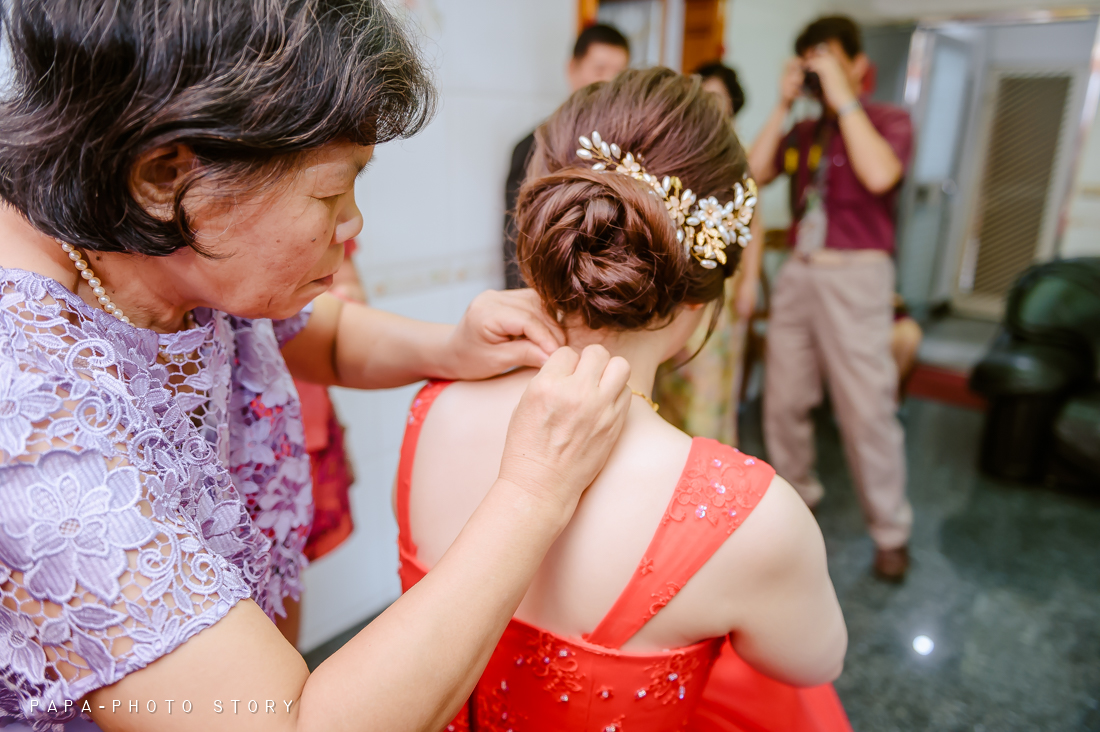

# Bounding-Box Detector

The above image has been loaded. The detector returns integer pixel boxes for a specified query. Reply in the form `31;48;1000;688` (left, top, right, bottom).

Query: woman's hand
802;49;856;114
497;345;632;516
779;57;804;108
435;289;565;380
284;288;565;390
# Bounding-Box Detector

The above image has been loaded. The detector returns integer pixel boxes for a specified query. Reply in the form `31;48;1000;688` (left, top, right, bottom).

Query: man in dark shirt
748;16;914;580
502;24;630;289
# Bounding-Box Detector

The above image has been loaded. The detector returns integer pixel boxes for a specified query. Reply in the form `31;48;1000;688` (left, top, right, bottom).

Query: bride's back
408;368;707;651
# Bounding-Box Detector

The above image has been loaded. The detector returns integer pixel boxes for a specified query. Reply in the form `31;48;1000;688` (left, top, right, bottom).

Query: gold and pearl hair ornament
576;130;757;270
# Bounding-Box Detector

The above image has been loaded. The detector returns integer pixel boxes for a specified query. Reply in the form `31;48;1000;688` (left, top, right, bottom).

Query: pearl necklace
60;242;134;323
60;243;195;362
631;389;659;413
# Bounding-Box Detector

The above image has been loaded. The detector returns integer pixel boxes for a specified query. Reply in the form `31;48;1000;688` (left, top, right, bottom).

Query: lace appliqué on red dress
522;632;585;702
600;713;627;731
645;652;701;705
665;451;768;534
648;581;682;617
475;679;525;732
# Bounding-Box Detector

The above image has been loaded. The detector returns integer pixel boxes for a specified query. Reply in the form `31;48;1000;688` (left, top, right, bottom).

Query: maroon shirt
776;101;912;254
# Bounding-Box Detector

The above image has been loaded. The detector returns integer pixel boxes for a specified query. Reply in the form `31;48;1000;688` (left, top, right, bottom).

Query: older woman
0;2;630;731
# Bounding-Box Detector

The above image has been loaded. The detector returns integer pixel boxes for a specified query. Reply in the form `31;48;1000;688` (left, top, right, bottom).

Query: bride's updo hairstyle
516;67;749;331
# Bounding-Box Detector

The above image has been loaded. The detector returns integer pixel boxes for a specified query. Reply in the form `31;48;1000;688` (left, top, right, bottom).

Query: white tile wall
1061;90;1100;259
723;0;830;229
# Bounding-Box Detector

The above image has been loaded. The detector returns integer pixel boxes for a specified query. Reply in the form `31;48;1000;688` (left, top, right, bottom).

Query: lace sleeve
0;447;251;725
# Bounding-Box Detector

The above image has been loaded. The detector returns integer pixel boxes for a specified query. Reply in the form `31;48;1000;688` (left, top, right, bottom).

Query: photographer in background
748;16;914;581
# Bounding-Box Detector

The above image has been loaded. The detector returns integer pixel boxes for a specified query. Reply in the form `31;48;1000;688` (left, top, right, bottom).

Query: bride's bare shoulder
418;370;537;441
709;473;828;597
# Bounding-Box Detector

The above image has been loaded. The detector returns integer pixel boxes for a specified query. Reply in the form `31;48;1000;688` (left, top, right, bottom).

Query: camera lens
803;71;822;97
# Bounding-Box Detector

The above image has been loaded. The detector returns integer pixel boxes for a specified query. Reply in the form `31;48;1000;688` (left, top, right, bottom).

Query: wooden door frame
579;0;724;74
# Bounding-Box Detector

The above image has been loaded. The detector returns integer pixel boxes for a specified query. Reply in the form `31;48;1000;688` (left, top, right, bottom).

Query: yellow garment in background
654;275;747;447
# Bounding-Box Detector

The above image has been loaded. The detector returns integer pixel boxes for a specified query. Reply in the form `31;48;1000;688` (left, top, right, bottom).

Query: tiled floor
736;396;1100;732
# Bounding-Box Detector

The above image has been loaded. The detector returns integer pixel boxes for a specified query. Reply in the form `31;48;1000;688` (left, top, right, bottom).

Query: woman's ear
130;144;198;221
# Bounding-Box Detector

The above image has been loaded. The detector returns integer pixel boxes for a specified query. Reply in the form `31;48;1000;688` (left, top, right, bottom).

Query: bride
397;68;848;731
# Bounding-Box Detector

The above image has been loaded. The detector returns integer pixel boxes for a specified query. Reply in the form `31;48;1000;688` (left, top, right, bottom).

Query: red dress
296;379;354;560
397;382;852;732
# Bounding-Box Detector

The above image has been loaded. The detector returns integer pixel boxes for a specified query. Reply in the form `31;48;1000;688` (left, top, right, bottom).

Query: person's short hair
795;15;863;59
517;68;748;332
694;62;746;116
0;0;436;257
573;24;630;61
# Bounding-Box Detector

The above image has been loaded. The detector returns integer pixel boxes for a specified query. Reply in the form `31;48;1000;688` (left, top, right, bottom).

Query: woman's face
168;142;369;320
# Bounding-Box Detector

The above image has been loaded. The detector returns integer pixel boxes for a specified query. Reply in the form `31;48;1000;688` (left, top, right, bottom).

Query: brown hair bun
518;167;688;331
516;67;749;331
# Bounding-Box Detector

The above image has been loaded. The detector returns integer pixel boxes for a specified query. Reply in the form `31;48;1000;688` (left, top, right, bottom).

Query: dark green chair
969;257;1100;485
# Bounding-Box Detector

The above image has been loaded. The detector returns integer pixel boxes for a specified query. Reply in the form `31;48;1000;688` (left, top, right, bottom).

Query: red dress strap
394;381;470;732
584;438;776;650
396;380;454;559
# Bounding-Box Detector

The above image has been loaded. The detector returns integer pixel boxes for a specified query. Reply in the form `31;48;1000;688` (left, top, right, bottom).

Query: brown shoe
873;545;909;582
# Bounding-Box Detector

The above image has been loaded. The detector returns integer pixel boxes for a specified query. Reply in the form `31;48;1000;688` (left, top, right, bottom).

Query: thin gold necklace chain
631;389;659;413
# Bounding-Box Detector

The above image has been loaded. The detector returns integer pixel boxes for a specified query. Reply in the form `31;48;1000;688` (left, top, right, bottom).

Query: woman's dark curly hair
0;0;436;256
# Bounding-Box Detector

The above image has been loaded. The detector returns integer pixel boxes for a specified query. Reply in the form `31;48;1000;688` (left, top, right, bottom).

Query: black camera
802;70;822;97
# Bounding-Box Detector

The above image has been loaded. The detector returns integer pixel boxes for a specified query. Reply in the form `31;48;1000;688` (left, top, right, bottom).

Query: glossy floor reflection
738;396;1100;732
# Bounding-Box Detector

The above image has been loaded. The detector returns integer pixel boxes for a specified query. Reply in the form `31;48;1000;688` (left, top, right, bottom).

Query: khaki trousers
763;251;912;550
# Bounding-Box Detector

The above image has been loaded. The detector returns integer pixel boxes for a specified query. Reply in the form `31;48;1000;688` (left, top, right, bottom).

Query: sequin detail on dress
666;450;768;532
524;632;585;700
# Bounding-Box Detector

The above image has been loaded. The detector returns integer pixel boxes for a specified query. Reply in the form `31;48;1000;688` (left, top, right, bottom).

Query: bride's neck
563;326;669;397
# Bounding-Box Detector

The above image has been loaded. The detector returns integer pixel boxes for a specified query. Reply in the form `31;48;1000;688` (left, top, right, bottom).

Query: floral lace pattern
666;451;767;533
523;632;585;701
474;679;524;732
644;652;701;705
647;581;683;618
0;269;312;728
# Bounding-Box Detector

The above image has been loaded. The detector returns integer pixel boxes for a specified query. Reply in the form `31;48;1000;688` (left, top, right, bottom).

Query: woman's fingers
444;290;567;380
513;316;563;359
482;289;564;352
507;289;567;347
499;339;559;370
498;344;632;513
571;344;612;385
537;345;581;378
598;355;631;398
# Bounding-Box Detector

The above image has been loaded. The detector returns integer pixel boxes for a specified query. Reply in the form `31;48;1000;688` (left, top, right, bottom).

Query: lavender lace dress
0;268;314;729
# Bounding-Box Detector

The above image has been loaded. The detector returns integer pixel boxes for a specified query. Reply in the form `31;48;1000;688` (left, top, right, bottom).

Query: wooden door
578;0;724;74
682;0;724;74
